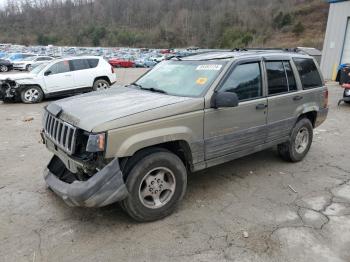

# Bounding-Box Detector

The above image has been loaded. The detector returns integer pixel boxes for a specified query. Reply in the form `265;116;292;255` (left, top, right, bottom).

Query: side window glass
283;61;297;91
266;61;288;95
87;59;99;68
48;61;70;75
70;59;90;71
220;62;262;101
293;58;323;89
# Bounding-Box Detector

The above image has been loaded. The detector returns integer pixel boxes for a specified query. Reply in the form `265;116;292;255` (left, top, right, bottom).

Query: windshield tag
196;65;222;71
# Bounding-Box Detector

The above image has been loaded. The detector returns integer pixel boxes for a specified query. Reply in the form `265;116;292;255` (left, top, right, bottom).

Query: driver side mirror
44;70;52;76
212;91;239;109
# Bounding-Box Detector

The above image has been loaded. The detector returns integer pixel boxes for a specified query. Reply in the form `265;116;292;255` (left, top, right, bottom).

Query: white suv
0;56;116;103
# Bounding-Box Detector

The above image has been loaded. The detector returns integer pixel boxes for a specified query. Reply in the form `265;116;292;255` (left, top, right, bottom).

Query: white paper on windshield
196;65;222;71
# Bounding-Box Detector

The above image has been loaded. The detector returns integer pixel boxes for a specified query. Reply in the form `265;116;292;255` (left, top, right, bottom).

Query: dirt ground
0;69;349;262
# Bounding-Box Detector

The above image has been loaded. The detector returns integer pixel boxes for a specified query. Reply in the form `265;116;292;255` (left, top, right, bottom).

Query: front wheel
20;86;44;104
121;150;187;222
0;65;9;72
93;79;110;91
278;118;313;162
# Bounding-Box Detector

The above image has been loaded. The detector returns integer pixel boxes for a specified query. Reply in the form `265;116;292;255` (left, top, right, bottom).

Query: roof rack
231;48;299;53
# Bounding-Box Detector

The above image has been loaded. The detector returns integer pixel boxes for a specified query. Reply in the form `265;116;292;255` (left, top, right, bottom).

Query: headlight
86;133;106;152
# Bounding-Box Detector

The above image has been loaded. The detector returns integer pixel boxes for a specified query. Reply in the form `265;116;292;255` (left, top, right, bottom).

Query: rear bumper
315;108;328;128
44;156;129;207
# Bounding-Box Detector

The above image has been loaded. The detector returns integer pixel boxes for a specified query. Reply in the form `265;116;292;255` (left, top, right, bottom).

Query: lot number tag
196;65;222;71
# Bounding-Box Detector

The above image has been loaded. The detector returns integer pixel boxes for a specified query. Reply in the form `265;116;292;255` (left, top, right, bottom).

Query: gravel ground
0;69;349;262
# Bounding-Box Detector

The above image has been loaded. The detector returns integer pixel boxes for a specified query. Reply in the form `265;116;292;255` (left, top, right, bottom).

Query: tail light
111;66;115;74
323;88;329;108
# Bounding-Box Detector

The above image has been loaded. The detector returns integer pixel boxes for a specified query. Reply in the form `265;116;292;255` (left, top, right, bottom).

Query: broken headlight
86;133;106;152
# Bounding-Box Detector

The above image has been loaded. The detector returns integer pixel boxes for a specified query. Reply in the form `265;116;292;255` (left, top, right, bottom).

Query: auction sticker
196;64;222;71
196;77;208;85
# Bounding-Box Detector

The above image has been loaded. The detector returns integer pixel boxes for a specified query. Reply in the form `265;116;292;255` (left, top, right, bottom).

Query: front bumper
44;156;129;207
315;108;329;127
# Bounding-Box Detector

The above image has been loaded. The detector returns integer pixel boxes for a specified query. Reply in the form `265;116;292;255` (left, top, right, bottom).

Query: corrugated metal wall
321;1;350;79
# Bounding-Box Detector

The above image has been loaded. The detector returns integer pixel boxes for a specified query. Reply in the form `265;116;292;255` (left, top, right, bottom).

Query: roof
182;50;311;61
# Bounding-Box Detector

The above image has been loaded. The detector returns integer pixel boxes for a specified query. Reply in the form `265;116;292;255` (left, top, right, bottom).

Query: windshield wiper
130;82;167;94
140;87;168;94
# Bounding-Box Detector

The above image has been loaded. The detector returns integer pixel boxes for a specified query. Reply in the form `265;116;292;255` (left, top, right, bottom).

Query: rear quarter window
293;58;323;89
70;59;90;71
87;59;99;68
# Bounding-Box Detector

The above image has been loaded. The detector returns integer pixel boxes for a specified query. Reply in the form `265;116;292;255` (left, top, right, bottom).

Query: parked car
108;58;135;68
41;50;328;222
0;56;116;103
0;59;13;72
13;56;54;71
3;53;36;62
134;58;157;68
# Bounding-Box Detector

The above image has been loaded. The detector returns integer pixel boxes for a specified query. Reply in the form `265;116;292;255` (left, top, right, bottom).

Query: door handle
293;95;303;101
256;103;267;110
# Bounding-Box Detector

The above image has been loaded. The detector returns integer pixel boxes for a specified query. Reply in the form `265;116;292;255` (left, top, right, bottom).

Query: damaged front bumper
44;156;129;207
0;80;18;100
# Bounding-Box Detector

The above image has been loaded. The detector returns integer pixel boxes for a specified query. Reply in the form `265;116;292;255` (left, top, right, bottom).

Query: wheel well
19;84;44;94
94;76;111;85
298;111;317;127
119;140;193;175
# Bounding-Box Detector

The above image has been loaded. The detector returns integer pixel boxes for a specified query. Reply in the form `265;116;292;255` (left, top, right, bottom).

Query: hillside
0;0;329;49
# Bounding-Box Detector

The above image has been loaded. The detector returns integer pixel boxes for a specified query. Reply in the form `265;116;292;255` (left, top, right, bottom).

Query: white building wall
321;1;350;79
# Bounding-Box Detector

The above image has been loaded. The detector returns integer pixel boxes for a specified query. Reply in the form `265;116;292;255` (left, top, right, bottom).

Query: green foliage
220;28;254;48
273;12;293;29
37;34;59;45
293;21;305;36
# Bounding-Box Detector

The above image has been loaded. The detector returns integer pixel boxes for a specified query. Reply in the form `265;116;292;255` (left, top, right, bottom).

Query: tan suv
42;50;328;221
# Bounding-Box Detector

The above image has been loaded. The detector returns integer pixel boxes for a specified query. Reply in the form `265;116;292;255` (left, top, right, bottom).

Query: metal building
321;0;350;80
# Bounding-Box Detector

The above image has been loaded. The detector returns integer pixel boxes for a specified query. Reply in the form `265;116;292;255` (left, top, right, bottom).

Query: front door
44;60;74;92
204;60;268;161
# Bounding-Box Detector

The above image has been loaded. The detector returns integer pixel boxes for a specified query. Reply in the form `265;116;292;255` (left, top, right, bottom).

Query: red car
108;58;135;68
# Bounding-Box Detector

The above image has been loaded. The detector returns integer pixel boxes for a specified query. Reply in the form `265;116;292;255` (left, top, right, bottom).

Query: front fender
109;126;195;158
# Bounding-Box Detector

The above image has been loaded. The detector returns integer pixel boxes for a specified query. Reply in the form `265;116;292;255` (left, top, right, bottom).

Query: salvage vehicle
108;58;135;68
13;56;54;71
0;59;13;72
0;56;116;103
41;50;328;222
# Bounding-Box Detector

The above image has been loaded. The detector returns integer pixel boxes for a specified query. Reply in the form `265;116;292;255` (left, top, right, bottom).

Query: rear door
70;59;94;89
204;59;268;160
265;59;302;143
43;60;74;92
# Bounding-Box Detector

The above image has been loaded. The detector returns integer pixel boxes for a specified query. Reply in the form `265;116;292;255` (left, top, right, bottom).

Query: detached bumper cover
44;156;129;207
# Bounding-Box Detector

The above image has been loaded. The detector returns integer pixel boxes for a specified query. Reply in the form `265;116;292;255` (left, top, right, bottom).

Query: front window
134;60;227;97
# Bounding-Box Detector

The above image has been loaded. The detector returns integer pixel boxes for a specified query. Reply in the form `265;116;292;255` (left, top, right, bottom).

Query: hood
0;73;34;81
47;86;202;132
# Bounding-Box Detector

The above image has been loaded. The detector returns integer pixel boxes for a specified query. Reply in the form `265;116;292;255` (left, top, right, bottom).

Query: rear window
70;59;90;71
87;59;99;68
293;58;323;89
266;61;297;95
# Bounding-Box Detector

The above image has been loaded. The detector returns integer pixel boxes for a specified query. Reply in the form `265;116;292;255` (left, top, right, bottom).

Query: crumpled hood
47;86;199;132
0;73;34;81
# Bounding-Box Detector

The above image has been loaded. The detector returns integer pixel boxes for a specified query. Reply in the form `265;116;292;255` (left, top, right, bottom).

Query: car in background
0;56;116;103
0;59;13;72
134;58;157;68
0;52;6;59
108;58;135;68
13;56;54;71
4;53;36;62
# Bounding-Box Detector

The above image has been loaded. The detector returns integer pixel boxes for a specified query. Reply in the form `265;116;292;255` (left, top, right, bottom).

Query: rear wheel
93;79;110;91
25;64;31;71
278;118;313;162
0;65;9;72
20;86;44;103
121;150;187;222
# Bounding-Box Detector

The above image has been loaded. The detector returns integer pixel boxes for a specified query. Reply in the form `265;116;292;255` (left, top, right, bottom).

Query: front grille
43;112;77;155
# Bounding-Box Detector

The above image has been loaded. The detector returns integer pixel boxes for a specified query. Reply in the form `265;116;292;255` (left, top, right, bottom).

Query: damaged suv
42;51;328;221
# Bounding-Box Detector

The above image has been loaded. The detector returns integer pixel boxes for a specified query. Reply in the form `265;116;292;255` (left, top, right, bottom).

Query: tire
278;118;313;162
121;149;187;222
0;65;9;72
343;90;350;104
25;64;31;71
20;86;44;104
93;79;110;91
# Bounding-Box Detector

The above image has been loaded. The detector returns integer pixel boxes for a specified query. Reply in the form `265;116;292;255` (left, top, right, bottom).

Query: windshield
134;60;226;97
30;63;48;75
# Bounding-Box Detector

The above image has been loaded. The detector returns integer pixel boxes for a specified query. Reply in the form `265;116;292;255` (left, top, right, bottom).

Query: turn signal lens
86;133;106;152
324;88;329;108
